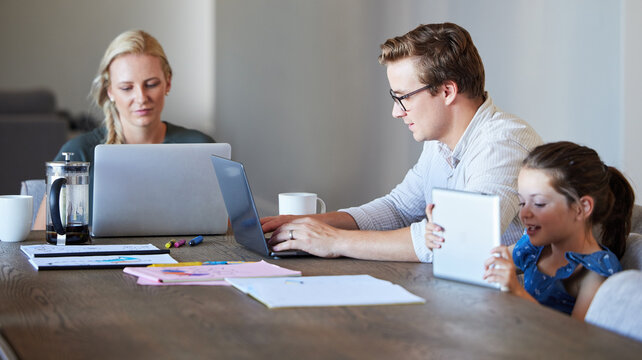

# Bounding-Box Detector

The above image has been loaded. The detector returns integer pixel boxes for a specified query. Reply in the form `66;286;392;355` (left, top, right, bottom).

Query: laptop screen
210;155;271;256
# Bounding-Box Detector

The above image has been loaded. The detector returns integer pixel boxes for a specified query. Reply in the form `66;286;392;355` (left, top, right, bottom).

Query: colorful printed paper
21;244;161;258
28;254;177;270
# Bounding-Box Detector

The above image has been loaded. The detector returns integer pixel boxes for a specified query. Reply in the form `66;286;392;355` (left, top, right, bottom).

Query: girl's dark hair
523;141;635;258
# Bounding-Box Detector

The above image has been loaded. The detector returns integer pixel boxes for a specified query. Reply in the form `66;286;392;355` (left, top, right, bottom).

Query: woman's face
517;168;582;247
107;53;170;131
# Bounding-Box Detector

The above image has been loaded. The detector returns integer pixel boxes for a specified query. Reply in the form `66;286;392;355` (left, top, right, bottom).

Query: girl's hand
483;245;520;293
424;204;444;249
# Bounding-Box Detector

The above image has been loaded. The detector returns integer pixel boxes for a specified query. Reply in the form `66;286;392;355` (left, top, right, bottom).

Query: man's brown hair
379;23;485;99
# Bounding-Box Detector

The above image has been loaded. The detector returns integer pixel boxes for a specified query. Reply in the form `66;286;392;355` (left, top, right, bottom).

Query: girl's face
107;53;170;132
517;168;582;247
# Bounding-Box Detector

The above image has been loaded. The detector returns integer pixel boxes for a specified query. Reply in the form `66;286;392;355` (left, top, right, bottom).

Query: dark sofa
0;89;68;195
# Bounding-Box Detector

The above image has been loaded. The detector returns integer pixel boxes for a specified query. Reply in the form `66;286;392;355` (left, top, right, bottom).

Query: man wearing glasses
261;23;541;262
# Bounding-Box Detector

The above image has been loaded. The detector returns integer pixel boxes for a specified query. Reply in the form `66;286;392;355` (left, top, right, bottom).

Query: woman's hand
424;204;444;249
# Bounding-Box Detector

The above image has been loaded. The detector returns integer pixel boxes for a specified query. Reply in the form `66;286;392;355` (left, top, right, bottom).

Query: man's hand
260;214;304;233
267;217;345;258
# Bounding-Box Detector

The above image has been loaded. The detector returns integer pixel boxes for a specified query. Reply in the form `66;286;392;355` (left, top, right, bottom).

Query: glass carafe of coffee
46;152;90;245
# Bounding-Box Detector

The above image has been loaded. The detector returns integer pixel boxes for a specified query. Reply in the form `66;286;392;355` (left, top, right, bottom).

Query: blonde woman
34;30;214;229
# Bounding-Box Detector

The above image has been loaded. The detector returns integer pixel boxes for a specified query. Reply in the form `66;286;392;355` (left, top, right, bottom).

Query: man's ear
442;80;458;106
576;195;594;221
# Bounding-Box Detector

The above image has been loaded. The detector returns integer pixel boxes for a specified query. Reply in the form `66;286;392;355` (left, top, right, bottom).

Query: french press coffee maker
46;152;90;245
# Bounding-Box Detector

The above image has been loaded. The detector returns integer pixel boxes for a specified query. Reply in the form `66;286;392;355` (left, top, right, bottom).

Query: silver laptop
431;188;501;289
210;155;309;258
91;143;231;237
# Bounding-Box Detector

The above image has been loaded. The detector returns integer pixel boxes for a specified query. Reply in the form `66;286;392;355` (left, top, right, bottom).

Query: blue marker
188;235;204;246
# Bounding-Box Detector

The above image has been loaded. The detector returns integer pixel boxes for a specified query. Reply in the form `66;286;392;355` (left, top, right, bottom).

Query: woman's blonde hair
90;30;172;144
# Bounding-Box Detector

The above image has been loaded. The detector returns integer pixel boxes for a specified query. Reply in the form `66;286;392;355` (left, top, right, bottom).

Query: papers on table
21;244;166;258
226;274;426;308
28;254;177;270
21;246;424;309
21;244;177;270
123;260;301;284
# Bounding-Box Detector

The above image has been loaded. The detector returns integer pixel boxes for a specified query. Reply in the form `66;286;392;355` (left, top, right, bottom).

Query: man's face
386;58;450;143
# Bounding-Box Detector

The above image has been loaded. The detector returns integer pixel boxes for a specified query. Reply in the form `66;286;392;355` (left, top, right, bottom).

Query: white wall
216;0;640;216
0;0;215;136
215;0;423;215
622;0;642;195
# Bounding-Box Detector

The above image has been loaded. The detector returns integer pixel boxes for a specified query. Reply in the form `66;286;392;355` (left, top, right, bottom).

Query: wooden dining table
1;231;641;359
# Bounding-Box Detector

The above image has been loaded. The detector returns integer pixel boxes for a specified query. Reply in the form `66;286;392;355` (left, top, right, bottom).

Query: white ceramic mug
278;192;326;215
0;195;33;242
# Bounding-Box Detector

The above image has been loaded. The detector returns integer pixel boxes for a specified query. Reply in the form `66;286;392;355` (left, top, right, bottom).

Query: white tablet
431;188;501;289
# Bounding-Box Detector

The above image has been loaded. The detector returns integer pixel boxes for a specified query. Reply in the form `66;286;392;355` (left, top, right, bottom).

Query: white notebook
226;275;425;308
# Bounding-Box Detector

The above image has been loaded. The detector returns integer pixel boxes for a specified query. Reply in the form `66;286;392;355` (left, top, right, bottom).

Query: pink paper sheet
136;277;230;286
124;260;301;284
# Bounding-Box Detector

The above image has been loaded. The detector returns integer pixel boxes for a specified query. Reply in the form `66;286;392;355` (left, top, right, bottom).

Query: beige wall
2;0;640;214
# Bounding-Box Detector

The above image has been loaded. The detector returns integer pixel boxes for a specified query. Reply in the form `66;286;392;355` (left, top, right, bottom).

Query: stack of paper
123;260;301;286
226;274;426;308
21;244;177;270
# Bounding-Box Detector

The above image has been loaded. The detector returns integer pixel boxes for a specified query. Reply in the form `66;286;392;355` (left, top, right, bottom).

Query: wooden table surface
1;231;641;360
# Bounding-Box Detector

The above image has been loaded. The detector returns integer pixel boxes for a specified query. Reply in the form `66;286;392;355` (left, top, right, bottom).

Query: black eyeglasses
389;84;432;112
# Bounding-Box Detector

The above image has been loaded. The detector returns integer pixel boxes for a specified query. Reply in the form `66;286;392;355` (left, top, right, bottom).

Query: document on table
226;274;426;308
28;254;177;270
134;277;231;286
123;260;301;284
21;244;166;258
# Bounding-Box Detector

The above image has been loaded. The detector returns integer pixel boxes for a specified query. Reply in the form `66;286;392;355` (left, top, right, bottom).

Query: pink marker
173;239;186;248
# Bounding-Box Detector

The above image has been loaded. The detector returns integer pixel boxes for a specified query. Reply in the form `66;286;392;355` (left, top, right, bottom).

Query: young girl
426;141;635;320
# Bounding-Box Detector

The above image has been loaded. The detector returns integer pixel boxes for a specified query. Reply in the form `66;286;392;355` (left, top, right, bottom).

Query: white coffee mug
0;195;33;242
279;192;326;215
